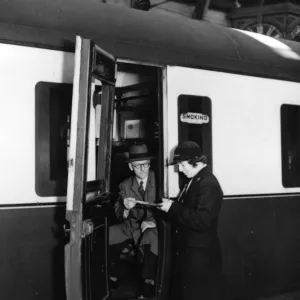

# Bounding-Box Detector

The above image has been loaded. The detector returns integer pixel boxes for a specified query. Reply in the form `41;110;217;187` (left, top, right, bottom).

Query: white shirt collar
136;176;148;188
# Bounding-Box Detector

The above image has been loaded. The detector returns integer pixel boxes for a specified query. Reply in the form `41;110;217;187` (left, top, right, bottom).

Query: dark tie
138;181;145;199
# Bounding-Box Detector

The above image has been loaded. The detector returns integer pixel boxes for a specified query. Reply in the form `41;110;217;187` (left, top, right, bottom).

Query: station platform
255;290;300;300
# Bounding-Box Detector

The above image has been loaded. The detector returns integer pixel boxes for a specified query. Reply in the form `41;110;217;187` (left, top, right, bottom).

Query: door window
281;104;300;187
35;82;72;197
177;94;212;186
178;94;212;161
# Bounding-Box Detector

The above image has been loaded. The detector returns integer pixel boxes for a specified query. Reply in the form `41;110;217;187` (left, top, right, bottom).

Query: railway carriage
1;1;300;300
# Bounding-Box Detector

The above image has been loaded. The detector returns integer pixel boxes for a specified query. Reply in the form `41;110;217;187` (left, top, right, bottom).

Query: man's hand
123;197;136;210
157;198;173;213
141;221;156;233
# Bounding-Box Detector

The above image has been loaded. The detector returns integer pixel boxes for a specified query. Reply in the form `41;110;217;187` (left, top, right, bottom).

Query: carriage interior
105;62;161;299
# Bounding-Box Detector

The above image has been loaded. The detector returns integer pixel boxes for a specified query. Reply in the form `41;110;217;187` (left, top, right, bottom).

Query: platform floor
255;291;300;300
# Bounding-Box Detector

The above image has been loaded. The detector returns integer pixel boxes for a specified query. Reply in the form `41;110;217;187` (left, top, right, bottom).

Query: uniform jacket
167;166;224;300
114;170;156;230
168;166;223;249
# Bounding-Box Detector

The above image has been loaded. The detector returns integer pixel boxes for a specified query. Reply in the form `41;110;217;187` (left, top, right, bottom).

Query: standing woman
158;141;224;300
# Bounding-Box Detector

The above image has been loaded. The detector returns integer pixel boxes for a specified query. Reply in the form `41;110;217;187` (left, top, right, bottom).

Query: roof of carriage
1;0;300;82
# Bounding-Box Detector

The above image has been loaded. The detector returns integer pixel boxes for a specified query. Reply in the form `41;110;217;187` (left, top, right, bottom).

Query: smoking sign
180;112;210;124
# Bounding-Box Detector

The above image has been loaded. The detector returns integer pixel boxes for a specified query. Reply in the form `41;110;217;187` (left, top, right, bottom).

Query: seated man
109;144;158;299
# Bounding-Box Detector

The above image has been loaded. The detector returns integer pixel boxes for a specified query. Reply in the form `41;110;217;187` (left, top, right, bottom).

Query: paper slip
135;200;159;206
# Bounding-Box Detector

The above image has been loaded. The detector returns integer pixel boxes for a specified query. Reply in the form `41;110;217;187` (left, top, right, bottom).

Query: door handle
63;223;71;236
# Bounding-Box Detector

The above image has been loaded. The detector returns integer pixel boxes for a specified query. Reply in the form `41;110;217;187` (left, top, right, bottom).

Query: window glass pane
35;82;72;197
281;104;300;188
93;49;115;82
178;95;212;186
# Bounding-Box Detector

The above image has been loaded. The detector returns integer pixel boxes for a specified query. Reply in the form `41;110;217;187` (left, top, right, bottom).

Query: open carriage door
65;36;116;300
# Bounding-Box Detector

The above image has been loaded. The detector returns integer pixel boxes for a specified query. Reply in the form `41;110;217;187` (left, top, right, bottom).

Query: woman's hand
157;198;173;213
123;197;136;210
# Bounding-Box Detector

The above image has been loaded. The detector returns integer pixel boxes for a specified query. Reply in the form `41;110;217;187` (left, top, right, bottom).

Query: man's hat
127;144;154;162
171;141;202;165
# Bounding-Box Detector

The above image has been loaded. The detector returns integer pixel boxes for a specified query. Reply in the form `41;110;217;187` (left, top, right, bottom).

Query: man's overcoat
109;170;158;255
167;166;223;300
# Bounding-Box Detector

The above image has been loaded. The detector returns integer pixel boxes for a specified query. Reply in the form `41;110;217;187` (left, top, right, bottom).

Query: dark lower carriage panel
1;196;299;300
219;195;300;299
0;205;66;300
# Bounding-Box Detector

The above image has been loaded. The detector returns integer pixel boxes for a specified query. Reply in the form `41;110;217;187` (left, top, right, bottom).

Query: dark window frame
281;104;300;188
177;94;212;187
35;81;72;197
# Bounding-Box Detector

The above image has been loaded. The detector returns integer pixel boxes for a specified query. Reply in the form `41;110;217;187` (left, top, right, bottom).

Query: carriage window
178;94;212;180
35;82;72;197
281;104;300;188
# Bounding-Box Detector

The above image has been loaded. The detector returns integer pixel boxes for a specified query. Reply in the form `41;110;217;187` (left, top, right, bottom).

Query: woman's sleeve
167;178;222;232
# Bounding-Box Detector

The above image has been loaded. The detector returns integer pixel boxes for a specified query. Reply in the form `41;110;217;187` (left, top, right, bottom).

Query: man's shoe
137;281;155;299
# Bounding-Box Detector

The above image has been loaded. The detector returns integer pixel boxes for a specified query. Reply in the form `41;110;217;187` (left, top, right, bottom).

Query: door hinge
82;219;94;238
